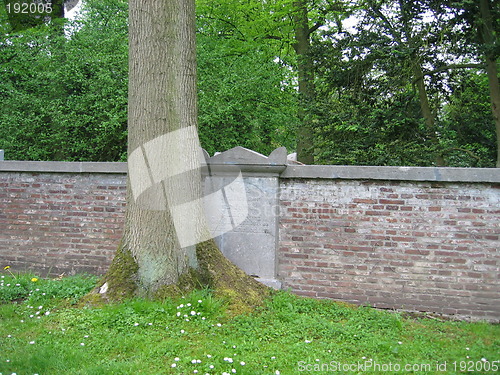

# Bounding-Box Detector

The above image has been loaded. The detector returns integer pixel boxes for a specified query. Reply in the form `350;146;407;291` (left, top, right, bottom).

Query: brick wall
0;167;126;276
278;178;500;321
1;156;499;321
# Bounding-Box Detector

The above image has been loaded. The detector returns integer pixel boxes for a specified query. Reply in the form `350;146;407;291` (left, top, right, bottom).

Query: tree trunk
398;0;445;166
94;0;268;310
411;63;446;166
293;0;315;164
479;0;500;167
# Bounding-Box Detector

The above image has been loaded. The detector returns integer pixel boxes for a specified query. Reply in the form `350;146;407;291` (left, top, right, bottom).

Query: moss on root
82;242;140;305
83;239;269;316
195;239;270;315
104;242;139;300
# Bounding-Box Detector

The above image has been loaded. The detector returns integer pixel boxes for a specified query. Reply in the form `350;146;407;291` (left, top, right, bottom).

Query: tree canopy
0;0;498;167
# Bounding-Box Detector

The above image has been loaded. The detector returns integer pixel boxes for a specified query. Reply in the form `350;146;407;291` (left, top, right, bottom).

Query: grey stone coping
0;161;128;174
1;146;499;183
281;165;500;183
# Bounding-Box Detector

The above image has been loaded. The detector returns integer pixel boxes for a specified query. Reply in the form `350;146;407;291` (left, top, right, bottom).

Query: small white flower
216;323;222;327
80;343;85;346
198;300;202;303
305;340;311;343
466;347;470;350
240;361;246;365
171;363;177;368
207;354;212;358
29;341;35;344
191;311;196;315
482;358;488;362
398;341;402;345
232;369;236;373
180;330;185;333
177;312;181;317
45;311;50;316
174;357;180;361
276;371;280;375
209;365;214;369
134;323;139;326
187;303;192;307
148;323;153;326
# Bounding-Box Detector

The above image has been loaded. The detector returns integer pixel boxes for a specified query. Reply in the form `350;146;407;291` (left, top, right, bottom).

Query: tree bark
124;0;200;294
293;0;315;165
96;0;268;309
478;0;500;167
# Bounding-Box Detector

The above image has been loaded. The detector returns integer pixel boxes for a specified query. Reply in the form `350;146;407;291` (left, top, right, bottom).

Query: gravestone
202;146;287;288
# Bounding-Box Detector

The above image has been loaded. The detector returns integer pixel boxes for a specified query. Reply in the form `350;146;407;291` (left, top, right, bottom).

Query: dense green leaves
0;0;497;166
0;0;298;161
0;0;128;161
310;0;498;166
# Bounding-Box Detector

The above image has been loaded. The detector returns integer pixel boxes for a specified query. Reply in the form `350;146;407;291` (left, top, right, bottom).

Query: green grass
0;271;499;375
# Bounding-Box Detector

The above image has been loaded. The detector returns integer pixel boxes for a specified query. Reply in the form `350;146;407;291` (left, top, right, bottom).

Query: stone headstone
203;147;287;289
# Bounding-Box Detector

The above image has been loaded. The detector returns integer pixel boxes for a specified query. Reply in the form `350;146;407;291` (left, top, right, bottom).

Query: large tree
97;0;268;310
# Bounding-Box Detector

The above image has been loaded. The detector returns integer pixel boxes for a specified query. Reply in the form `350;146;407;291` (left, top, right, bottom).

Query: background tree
310;0;498;167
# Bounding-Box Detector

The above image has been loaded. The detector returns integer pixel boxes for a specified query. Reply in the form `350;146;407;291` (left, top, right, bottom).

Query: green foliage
310;0;498;166
0;0;497;166
197;34;298;156
0;0;298;161
0;0;129;161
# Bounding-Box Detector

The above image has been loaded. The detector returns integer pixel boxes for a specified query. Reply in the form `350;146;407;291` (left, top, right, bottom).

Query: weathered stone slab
203;147;285;288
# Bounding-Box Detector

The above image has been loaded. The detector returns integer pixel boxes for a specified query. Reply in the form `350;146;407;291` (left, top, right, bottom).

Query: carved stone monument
202;147;287;288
